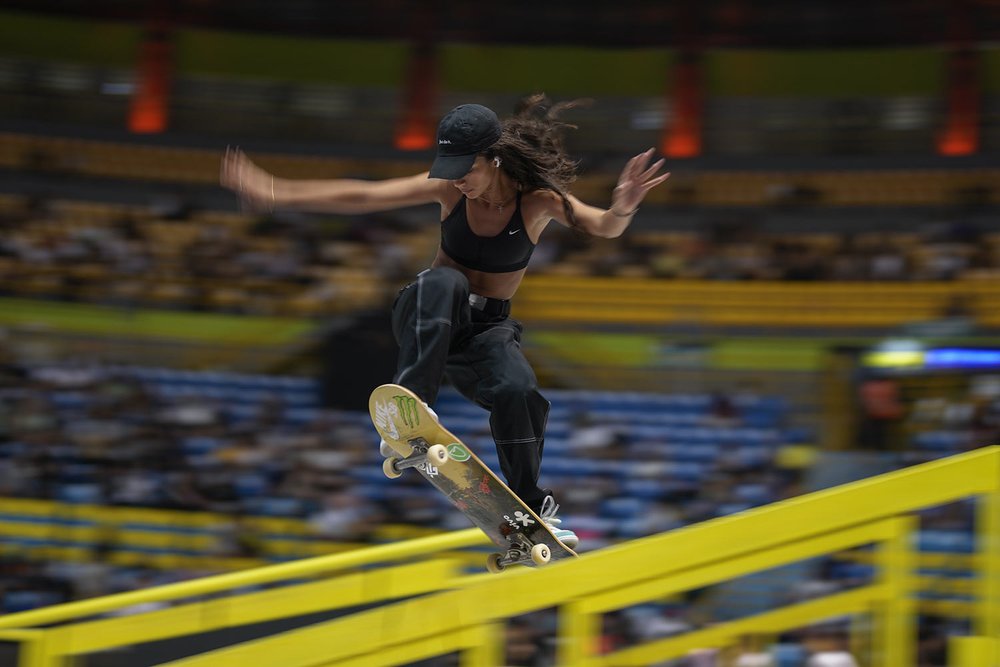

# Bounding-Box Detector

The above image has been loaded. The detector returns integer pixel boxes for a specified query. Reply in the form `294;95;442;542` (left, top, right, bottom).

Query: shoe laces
538;495;562;526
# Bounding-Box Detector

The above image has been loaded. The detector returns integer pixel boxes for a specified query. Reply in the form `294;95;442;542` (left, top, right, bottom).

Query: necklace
481;192;517;212
480;183;517;212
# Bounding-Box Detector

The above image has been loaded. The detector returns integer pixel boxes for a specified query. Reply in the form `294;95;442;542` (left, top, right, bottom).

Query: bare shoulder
436;178;462;210
521;189;564;222
519;190;564;241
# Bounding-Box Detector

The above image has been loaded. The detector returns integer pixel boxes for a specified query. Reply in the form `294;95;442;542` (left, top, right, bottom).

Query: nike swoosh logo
508;229;521;235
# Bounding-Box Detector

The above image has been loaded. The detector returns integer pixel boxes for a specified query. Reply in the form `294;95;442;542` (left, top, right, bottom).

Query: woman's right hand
220;146;274;211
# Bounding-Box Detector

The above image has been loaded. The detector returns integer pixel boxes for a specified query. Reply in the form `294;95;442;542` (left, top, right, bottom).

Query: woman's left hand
610;148;670;216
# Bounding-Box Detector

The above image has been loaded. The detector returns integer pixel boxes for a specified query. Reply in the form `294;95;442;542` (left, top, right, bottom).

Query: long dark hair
484;94;587;229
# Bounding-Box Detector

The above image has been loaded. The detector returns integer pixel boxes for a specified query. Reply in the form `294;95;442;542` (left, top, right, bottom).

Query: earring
493;156;501;168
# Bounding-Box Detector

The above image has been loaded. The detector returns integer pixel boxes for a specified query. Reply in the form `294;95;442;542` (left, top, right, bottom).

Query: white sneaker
379;401;438;457
538;494;579;549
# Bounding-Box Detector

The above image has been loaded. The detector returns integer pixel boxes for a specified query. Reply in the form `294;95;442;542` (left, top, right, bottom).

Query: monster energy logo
446;443;470;462
393;395;420;428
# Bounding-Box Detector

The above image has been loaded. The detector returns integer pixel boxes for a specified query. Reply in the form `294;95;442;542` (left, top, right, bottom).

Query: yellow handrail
6;448;998;667
161;447;999;667
0;527;488;630
37;559;465;658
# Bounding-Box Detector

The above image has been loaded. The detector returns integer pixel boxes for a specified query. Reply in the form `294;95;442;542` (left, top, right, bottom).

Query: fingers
625;148;655;178
614;148;671;212
638;158;666;182
221;146;259;213
641;172;671;193
621;151;669;190
220;146;261;198
621;148;664;184
220;145;243;189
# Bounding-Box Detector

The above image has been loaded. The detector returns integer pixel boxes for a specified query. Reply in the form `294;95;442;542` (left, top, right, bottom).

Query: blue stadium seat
56;483;104;504
600;497;648;520
245;497;306;517
913;431;968;452
234;473;269;498
917;529;975;553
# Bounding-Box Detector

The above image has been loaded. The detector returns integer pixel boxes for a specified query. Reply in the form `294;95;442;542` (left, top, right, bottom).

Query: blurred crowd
0;347;987;665
0;364;370;520
0;194;425;316
565;216;997;283
0;192;994;667
0;352;808;603
0;193;997;318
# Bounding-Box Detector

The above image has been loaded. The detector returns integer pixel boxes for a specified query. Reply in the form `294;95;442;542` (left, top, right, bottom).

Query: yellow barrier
3;448;998;666
0;528;490;667
156;447;999;667
515;276;1000;329
979;471;1000;639
39;560;460;658
950;636;1000;667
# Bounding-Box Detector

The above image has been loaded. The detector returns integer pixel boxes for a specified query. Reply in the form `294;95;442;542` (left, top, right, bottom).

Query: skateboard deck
369;383;577;572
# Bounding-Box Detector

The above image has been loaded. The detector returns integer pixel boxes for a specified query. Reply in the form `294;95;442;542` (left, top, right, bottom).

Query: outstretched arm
220;147;445;214
550;148;670;238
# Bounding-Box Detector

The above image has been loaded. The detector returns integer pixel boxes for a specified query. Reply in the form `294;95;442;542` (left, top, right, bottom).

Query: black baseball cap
428;104;502;180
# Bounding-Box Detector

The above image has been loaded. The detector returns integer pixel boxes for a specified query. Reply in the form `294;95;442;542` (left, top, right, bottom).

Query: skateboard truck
382;437;450;479
486;534;551;573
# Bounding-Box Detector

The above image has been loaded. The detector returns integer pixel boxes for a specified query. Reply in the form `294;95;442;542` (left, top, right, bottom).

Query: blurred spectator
705;390;739;427
803;628;859;667
868;237;908;281
687;647;720;666
505;616;546;666
568;411;626;458
308;491;384;541
732;635;775;667
857;374;904;450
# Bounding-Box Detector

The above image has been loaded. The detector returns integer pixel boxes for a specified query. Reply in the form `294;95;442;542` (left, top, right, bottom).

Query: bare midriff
432;248;528;300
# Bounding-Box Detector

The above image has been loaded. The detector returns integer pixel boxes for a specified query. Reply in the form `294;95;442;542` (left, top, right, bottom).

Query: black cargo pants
390;267;550;511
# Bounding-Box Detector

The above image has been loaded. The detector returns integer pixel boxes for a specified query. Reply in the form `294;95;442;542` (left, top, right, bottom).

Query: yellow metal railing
2;447;998;666
154;446;999;667
0;497;474;570
0;528;490;667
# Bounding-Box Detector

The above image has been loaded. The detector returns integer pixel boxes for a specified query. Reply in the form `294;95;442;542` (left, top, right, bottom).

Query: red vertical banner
937;48;980;156
128;27;172;134
395;43;439;151
938;1;980;156
663;52;703;159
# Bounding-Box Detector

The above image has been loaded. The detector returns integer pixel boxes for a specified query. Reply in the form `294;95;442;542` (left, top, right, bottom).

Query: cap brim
428;153;476;180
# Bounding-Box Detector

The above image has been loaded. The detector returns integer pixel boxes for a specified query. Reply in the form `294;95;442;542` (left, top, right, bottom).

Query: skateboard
369;383;577;573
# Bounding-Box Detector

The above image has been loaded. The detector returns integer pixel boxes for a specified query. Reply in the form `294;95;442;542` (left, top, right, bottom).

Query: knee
493;378;543;405
491;381;550;428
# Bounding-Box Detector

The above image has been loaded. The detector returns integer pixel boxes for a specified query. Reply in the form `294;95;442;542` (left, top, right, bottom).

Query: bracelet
610;206;638;217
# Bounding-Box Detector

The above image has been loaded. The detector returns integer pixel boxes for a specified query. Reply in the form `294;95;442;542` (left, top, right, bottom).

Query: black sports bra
439;193;536;273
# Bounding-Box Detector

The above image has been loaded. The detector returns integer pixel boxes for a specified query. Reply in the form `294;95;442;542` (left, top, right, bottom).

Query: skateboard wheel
531;543;551;566
486;553;506;574
382;457;402;479
426;444;449;466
